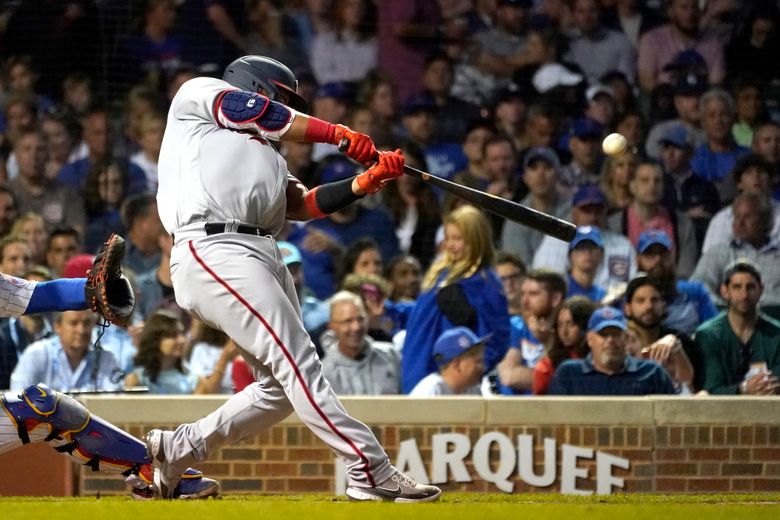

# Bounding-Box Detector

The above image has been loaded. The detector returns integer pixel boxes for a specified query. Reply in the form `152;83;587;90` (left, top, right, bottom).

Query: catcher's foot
129;468;220;500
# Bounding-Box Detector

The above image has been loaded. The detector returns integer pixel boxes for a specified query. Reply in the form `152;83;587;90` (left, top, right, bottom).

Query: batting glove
356;149;405;194
331;124;376;164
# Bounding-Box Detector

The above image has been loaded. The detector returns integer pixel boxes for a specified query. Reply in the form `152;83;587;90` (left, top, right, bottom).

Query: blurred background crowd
0;0;779;398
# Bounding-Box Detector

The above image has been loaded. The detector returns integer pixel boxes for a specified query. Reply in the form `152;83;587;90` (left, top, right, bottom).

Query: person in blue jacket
401;205;510;393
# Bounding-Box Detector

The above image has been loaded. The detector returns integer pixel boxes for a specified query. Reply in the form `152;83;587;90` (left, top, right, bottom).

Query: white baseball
602;133;628;157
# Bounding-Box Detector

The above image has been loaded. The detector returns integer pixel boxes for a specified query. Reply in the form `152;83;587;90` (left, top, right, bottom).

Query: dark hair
732;153;773;186
525;268;567;297
495;250;527;274
121;192;156;229
547;296;596;369
84;159;128;215
337;237;381;286
134;310;186;383
723;260;763;287
46;227;80;251
625;274;663;303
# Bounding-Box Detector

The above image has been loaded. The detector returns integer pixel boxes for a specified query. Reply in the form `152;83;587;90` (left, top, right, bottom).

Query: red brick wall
79;423;780;495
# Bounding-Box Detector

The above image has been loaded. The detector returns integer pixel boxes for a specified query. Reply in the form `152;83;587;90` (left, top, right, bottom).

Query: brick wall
76;396;780;495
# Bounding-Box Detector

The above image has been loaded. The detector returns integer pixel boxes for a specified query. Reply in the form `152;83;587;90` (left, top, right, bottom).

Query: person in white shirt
533;184;635;295
410;326;487;396
701;154;780;254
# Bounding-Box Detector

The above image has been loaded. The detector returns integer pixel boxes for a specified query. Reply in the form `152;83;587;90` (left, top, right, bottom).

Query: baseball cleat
145;429;185;499
346;467;441;503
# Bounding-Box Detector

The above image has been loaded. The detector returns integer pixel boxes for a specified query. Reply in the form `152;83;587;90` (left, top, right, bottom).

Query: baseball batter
148;56;440;502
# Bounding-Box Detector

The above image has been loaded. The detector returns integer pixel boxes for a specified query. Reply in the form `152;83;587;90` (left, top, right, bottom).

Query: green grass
2;493;779;520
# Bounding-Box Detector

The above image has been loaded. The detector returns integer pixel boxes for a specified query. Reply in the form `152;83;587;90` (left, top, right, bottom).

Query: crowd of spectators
0;0;779;398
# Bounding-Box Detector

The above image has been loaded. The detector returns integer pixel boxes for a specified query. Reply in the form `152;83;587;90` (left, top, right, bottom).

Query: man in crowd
320;291;400;395
534;185;635;296
693;192;780;308
10;309;121;392
608;160;698;278
695;261;780;395
548;306;676;395
623;274;699;393
497;269;566;394
635;229;717;336
566;226;606;303
502;147;569;265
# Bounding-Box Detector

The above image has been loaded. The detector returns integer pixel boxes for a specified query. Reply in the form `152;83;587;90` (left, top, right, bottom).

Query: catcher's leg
0;384;218;499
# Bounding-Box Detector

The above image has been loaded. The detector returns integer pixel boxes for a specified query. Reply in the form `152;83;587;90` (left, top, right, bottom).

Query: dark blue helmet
222;55;308;112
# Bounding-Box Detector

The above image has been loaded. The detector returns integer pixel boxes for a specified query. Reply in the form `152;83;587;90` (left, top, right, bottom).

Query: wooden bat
401;163;577;243
337;140;577;242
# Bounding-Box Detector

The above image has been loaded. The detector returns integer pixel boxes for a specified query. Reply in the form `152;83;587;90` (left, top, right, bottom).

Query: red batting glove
356;149;405;194
331;124;377;164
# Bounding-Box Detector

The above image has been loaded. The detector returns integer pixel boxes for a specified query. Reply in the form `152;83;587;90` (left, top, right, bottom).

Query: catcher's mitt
85;234;136;327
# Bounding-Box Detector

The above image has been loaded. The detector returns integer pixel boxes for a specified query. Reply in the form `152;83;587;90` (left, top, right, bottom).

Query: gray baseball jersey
155;77;393;488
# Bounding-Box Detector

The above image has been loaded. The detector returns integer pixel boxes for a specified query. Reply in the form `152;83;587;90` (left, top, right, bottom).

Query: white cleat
346;467;441;503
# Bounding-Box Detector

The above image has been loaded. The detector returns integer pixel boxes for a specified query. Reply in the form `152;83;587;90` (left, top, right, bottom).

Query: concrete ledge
77;395;780;426
652;396;780;425
486;397;655;425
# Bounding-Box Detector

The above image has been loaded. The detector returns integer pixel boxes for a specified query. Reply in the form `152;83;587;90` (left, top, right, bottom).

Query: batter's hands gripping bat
338;139;577;242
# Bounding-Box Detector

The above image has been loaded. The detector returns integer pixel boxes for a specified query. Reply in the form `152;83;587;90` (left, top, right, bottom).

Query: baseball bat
338;140;577;242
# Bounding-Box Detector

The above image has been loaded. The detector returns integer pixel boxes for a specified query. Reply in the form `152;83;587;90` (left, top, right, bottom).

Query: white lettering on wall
431;433;472;484
334;432;630;495
560;444;594;495
471;432;515;492
396;438;431;484
517;434;557;487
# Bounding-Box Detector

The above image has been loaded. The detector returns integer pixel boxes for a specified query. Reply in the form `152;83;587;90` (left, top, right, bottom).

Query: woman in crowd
10;212;47;265
599;148;637;214
124;311;225;394
82;159;127;253
357;70;397;147
336;236;383;289
381;142;441;268
532;296;596;395
187;319;239;395
310;0;377;86
400;205;509;393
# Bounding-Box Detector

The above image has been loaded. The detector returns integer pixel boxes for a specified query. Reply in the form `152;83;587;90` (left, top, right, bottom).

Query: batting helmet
223;55;308;112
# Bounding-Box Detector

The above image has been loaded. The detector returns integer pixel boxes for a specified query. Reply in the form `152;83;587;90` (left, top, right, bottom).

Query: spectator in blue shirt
548;306;676;395
10;309;122;393
566;226;607;303
636;229;718;336
691;88;751;203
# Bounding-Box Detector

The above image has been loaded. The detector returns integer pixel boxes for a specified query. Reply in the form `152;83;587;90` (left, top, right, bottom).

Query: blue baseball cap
523;147;560;170
277;241;302;265
319;157;358;184
569;117;604;140
673;71;708;96
659;124;692;150
569;226;604;251
637;230;672;254
587;307;627;332
433;327;492;367
314;82;351;101
401;92;437;116
572;184;607;207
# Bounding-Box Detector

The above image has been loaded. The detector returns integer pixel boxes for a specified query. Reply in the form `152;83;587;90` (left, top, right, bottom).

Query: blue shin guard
1;384;219;499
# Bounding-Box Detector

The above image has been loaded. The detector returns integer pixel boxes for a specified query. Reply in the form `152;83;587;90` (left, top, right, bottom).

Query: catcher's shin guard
1;384;148;473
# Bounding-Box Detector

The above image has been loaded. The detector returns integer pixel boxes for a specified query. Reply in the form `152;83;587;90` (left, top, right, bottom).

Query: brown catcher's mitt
85;234;136;327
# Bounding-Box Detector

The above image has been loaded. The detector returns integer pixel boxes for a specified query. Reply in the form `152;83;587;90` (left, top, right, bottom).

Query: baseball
602;133;628;157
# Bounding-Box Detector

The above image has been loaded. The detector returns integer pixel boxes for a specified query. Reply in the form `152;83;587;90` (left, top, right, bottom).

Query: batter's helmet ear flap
223;55;309;112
